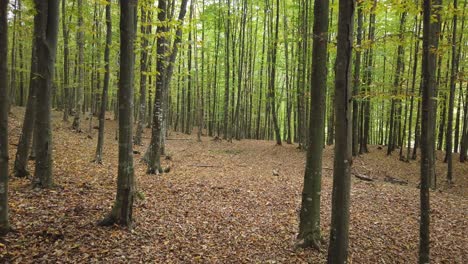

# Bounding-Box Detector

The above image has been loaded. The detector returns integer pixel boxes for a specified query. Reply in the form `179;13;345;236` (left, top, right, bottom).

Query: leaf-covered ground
1;107;467;263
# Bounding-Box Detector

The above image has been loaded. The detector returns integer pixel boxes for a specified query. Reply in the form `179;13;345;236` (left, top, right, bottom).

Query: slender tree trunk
327;0;354;262
297;0;329;249
0;0;10;235
360;1;376;154
134;3;151;146
267;0;282;145
445;0;458;183
352;2;362;156
99;0;137;227
407;18;422;161
419;0;440;261
454;2;466;153
33;0;60;188
147;0;169;174
72;0;84;131
94;0;112;164
13;37;38;177
62;0;70;121
9;0;18;109
223;0;231;140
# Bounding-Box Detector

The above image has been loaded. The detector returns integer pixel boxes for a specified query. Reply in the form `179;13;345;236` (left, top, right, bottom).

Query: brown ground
1;107;467;263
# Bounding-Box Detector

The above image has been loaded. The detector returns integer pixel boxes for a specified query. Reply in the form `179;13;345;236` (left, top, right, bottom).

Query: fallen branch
167;138;192;141
353;173;374;182
384;176;408;185
188;164;220;168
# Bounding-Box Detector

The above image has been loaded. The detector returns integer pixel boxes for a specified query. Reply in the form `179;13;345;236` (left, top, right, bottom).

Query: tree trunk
407;18;422;161
297;0;329;249
327;0;354;262
0;0;10;235
352;1;362;156
147;0;169;174
72;0;84;131
267;0;282;146
33;0;60;188
445;0;458;183
134;2;151;146
13;36;38;177
223;0;231;140
99;0;137;227
94;0;112;164
419;0;440;261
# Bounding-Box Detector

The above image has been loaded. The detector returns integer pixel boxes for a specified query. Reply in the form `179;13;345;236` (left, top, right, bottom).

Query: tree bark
445;0;458;183
352;1;362;156
13;36;38;177
72;0;84;131
134;2;151;146
0;0;10;235
99;0;137;227
327;0;354;262
147;0;169;174
33;0;60;188
297;0;329;249
94;0;112;164
419;0;440;261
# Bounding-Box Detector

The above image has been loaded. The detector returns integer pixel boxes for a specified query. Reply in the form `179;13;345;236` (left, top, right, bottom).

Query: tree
72;0;84;131
61;0;70;122
134;0;152;146
266;0;282;146
94;0;112;164
419;0;440;261
445;0;458;183
223;0;231;140
327;0;354;262
352;0;362;157
99;0;137;227
0;0;10;235
13;38;38;177
147;0;169;174
297;0;329;249
33;0;60;188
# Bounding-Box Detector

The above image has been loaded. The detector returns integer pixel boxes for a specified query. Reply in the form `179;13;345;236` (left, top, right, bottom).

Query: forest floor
1;107;467;263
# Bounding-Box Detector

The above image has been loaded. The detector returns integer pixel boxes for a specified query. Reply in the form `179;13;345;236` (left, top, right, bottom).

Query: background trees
1;0;466;261
3;0;465;164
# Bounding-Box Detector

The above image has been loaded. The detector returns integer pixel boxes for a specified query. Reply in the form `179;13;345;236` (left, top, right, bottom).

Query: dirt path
1;108;467;263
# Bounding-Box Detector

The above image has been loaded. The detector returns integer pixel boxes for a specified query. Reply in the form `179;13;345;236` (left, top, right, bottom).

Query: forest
0;0;467;262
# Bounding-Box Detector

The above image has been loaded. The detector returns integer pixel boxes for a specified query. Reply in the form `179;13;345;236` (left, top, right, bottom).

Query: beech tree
99;0;137;227
0;0;10;236
297;0;329;249
72;0;84;131
419;0;440;261
33;0;60;188
94;0;112;164
327;0;354;262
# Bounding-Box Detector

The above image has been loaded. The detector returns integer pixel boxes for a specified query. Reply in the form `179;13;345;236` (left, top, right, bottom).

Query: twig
187;164;220;168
